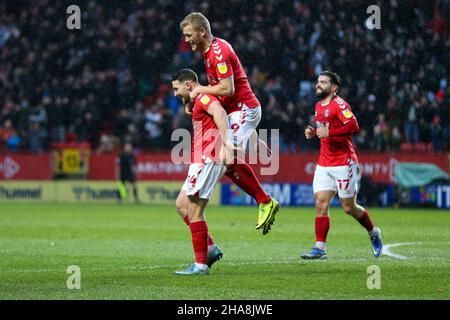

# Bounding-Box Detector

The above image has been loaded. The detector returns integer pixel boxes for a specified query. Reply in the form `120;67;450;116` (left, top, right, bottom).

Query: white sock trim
195;263;208;270
315;241;326;250
369;227;378;237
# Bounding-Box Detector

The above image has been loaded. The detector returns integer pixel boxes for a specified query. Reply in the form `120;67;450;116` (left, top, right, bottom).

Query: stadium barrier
396;184;450;209
88;153;189;181
1;152;448;182
221;182;342;207
87;152;449;183
0;154;53;180
220;182;450;209
0;152;448;208
0;181;221;205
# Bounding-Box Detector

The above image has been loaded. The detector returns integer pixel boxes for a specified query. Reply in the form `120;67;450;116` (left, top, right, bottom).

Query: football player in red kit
179;12;280;236
301;71;383;259
172;69;230;275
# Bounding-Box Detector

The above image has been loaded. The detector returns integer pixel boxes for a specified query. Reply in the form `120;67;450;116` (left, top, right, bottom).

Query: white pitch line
382;242;422;260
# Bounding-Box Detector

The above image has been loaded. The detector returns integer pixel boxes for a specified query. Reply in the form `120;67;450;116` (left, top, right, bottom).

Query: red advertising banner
88;152;449;184
255;152;449;184
135;154;189;180
87;153;189;181
87;154;116;180
0;154;53;180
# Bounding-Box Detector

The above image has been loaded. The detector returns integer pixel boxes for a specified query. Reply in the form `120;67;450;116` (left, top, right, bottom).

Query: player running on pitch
301;71;383;260
180;12;279;235
171;68;233;275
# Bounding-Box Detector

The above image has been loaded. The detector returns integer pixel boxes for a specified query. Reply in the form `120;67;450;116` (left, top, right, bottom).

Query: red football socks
357;210;375;232
225;162;271;205
315;215;330;242
183;215;215;246
189;220;208;265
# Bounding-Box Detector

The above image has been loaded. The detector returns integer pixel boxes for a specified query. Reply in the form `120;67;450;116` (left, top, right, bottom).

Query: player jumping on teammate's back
180;12;279;235
301;71;383;260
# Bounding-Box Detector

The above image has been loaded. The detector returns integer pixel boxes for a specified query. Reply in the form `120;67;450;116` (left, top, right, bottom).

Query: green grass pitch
0;203;448;299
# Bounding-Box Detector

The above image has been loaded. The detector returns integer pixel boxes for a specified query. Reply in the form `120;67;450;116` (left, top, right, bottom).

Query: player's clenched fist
305;125;316;139
316;126;329;139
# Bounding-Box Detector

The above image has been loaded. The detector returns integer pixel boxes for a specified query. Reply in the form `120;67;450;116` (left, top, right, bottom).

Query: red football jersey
202;37;260;114
314;95;358;166
191;93;222;163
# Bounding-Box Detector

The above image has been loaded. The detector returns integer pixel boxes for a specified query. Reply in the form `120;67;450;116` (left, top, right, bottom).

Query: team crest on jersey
205;59;210;68
343;109;353;119
200;95;210;105
217;62;228;74
324;109;330;117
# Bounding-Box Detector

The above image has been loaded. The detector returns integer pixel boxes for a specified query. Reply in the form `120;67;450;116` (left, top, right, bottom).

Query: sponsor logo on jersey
343;109;353;119
217;62;228;74
200;95;210;105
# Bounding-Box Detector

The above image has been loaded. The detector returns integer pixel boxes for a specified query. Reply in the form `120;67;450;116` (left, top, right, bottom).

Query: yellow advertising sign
0;181;221;205
0;181;55;201
62;149;81;173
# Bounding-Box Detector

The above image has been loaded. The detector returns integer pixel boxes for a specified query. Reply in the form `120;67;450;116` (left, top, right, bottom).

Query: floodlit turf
0;203;448;300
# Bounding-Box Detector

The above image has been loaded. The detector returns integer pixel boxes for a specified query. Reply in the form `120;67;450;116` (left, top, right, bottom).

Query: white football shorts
227;104;261;148
182;162;226;200
312;163;361;198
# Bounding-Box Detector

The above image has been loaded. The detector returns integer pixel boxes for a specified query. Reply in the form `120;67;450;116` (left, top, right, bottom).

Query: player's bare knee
175;203;186;217
315;198;329;216
175;195;187;217
341;201;355;215
187;196;207;221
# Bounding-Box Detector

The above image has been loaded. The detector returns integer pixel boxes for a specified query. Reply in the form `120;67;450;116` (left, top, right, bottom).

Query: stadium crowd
0;0;449;153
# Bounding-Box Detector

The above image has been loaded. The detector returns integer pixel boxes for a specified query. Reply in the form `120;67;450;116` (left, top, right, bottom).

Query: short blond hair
180;12;211;34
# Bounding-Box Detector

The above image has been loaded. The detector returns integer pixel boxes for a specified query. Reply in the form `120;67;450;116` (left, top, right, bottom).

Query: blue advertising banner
221;183;341;207
409;185;450;209
436;185;450;209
